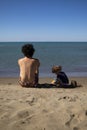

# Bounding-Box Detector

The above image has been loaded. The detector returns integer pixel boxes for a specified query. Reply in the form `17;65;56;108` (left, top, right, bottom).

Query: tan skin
18;56;40;87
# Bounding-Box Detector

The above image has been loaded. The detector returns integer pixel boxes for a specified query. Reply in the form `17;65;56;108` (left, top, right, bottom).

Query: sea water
0;42;87;77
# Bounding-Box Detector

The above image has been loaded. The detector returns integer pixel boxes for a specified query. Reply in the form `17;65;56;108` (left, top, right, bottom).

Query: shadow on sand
23;83;82;89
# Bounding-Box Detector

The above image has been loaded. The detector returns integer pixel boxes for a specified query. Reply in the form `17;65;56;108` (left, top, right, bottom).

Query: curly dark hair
22;44;35;58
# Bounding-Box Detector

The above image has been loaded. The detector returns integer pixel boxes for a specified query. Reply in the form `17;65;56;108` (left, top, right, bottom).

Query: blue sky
0;0;87;41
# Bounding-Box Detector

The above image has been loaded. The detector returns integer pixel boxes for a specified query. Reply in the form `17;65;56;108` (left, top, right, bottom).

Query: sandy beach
0;77;87;130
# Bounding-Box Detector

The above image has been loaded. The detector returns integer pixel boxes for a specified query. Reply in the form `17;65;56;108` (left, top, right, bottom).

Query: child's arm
51;80;55;84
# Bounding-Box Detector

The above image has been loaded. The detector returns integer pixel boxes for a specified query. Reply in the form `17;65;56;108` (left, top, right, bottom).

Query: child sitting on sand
51;65;77;88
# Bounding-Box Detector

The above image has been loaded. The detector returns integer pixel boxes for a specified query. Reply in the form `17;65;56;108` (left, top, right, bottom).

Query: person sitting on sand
18;44;40;87
51;65;77;88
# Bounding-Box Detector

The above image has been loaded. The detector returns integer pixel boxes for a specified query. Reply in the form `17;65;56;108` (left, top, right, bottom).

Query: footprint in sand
0;112;10;120
66;110;87;130
19;96;37;106
17;110;29;118
10;109;34;125
65;114;80;130
65;114;75;126
73;127;79;130
25;96;37;106
58;96;78;102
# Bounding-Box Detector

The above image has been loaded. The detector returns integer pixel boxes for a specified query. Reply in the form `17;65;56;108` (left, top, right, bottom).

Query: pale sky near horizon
0;0;87;42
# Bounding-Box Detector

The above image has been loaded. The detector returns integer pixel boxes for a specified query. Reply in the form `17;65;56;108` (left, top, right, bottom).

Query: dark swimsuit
19;73;38;87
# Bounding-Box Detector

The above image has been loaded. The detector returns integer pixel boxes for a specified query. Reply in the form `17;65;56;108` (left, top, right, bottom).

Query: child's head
52;65;62;74
22;44;35;58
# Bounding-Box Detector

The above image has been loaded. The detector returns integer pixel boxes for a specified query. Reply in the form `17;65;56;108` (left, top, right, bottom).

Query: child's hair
52;65;62;73
22;44;35;58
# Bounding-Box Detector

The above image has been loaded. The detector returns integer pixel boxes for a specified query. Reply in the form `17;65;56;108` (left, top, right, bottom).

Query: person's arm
35;59;40;74
34;59;40;85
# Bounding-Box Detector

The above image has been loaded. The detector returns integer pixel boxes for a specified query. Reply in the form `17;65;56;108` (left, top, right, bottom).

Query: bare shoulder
33;58;40;65
32;58;39;62
18;58;24;64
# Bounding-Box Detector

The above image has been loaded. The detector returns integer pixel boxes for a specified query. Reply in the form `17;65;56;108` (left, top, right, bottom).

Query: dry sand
0;77;87;130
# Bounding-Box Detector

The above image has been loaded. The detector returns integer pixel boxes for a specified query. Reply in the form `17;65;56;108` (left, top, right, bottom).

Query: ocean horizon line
0;41;87;43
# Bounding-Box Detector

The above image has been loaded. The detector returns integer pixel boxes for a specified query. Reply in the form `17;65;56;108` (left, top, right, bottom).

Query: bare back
18;57;40;84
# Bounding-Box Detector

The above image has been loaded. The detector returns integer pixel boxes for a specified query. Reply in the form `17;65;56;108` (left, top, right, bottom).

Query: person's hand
51;80;55;84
